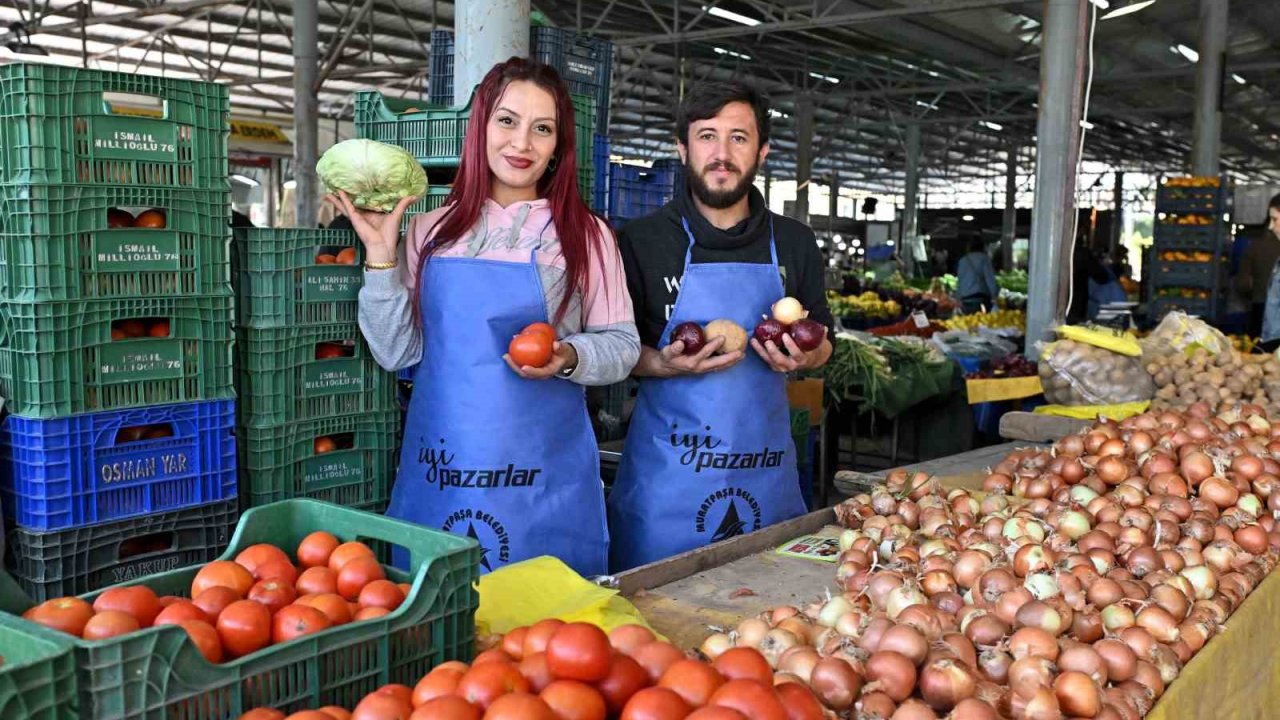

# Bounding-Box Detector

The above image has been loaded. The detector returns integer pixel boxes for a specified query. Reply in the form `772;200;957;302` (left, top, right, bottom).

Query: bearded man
607;81;834;571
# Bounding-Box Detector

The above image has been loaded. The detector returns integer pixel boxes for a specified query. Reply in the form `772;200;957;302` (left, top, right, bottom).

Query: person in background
955;235;999;314
1087;247;1127;319
334;57;640;577
609;81;832;572
1257;195;1280;351
1239;195;1280;339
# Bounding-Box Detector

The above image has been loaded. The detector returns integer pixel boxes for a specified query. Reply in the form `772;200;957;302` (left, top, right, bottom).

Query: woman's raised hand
323;190;417;265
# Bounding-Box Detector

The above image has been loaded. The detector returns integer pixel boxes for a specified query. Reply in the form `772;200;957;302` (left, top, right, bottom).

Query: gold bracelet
364;259;398;270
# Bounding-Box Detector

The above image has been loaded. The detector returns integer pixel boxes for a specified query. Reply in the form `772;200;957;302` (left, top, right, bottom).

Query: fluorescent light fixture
1101;0;1156;20
915;100;936;109
980;121;1004;131
283;179;297;190
703;5;760;26
833;234;842;242
816;239;825;248
1232;73;1246;85
1081;120;1096;129
1088;0;1110;9
712;46;752;61
887;241;895;248
852;238;862;248
768;108;790;119
1172;44;1199;62
962;214;975;221
809;72;840;85
230;174;260;187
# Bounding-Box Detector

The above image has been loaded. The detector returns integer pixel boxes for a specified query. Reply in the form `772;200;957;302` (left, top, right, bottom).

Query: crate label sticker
98;446;192;485
565;58;597;81
304;449;365;491
89;117;180;161
111;555;184;583
99;339;184;383
303;357;365;397
94;230;181;272
302;266;361;302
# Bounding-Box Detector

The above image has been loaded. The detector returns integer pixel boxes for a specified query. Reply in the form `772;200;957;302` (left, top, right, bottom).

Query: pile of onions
720;404;1280;719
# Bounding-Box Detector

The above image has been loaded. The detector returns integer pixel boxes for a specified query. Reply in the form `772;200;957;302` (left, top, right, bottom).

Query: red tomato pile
236;620;824;720
21;532;410;663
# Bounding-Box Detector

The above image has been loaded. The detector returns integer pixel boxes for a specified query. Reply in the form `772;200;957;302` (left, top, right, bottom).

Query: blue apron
607;218;806;572
388;247;609;577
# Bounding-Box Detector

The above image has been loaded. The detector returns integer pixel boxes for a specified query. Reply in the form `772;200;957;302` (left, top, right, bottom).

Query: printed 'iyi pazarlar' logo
419;437;542;492
669;423;785;473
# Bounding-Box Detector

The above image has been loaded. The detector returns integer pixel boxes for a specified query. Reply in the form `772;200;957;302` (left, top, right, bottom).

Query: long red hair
416;57;606;324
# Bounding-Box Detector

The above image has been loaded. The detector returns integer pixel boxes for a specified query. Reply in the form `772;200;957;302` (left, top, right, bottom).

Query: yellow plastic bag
1057;324;1142;357
1034;400;1150;421
965;376;1043;404
475;556;659;637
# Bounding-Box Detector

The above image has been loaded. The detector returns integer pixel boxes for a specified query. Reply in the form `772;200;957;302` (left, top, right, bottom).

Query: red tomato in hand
546;622;613;682
521;322;557;343
508;332;553;368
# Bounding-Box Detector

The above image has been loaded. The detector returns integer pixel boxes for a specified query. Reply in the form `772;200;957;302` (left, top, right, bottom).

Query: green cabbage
316;139;427;212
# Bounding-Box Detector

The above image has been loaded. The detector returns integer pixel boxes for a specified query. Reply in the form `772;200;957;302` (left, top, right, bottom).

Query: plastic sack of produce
1037;325;1155;405
1139;310;1231;359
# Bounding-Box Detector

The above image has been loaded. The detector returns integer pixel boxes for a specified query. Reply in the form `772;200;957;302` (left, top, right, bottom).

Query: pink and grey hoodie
358;198;640;386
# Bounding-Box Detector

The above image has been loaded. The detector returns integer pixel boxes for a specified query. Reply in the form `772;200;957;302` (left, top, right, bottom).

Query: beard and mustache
686;155;761;210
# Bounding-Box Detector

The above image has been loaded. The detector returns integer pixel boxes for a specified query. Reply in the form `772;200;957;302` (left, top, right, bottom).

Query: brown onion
1094;638;1137;682
810;656;863;710
878;624;928;666
866;650;917;702
1054;670;1102;717
1008;656;1055;699
919;658;977;712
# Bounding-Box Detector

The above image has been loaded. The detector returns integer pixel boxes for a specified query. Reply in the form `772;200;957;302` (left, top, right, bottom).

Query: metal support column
293;0;319;228
1111;171;1124;255
794;97;815;222
764;168;773;208
457;0;530;105
829;173;839;237
1025;0;1088;357
1192;0;1227;176
1002;141;1017;270
903;124;921;249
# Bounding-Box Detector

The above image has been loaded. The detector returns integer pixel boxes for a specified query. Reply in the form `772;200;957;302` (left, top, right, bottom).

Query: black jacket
617;180;835;348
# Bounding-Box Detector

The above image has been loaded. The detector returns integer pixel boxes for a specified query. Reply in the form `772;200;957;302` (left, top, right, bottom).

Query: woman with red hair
330;58;638;577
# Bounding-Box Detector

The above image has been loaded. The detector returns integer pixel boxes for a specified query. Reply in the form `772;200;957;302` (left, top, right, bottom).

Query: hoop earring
547;156;558;173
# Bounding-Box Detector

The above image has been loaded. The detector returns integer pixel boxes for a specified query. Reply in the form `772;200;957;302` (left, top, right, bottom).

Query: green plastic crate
0;184;231;301
0;296;234;419
354;90;595;173
236;324;398;427
0;616;76;719
238;411;401;509
0;499;479;719
233;228;362;328
0;64;228;189
399;185;454;235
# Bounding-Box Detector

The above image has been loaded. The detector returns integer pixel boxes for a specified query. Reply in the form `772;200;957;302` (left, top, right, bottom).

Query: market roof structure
1;0;1276;192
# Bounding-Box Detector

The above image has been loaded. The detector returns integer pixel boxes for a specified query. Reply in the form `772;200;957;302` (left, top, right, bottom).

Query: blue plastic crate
0;400;237;532
1156;182;1229;215
428;29;454;106
609;163;676;221
1149;259;1226;289
532;26;613;134
592;135;609;213
1152;223;1227;252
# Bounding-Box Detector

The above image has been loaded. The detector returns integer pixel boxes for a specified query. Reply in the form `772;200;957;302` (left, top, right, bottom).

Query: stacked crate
0;64;238;601
423;25;613;206
1148;177;1233;323
608;159;681;228
232;229;401;514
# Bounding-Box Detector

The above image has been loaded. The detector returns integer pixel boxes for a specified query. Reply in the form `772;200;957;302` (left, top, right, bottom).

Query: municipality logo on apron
419;437;543;491
442;508;511;571
669;423;787;473
696;488;763;542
